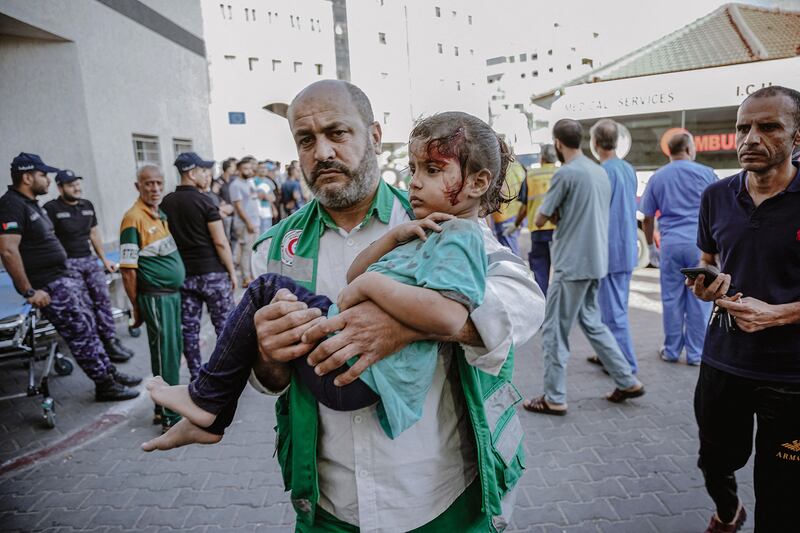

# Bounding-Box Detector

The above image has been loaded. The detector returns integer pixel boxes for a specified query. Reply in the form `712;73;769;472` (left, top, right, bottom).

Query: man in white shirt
144;80;545;532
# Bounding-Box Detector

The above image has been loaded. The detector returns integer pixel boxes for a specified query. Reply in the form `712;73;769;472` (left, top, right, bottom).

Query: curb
0;385;149;477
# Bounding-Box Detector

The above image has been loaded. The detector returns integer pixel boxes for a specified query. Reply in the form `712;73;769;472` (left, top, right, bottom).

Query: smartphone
680;267;719;287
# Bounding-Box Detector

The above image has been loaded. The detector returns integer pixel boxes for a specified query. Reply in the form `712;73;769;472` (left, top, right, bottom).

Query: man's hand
27;290;50;308
131;304;143;328
102;259;118;273
246;223;257;235
254;288;322;364
716;295;784;332
301;300;421;386
501;223;519;237
228;270;238;291
648;243;660;268
688;271;731;302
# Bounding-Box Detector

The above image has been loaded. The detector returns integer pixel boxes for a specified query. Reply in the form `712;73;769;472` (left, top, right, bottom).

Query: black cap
174;152;215;173
55;169;82;184
10;152;60;174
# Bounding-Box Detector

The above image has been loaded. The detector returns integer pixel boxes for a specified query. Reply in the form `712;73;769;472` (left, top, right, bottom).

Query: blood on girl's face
407;139;469;219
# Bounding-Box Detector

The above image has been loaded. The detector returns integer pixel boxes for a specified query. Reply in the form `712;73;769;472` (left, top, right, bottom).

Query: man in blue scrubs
590;119;639;373
639;133;717;365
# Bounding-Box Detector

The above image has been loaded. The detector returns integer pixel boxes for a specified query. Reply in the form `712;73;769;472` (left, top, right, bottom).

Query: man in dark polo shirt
160;152;236;382
0;153;140;401
689;86;800;532
43;169;135;362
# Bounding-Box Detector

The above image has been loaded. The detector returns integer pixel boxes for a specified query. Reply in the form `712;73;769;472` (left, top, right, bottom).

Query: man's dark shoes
110;365;143;387
704;504;747;532
105;338;134;362
606;385;645;403
95;377;140;401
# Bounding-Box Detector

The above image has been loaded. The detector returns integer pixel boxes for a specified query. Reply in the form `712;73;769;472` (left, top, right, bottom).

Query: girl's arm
345;212;454;283
340;271;468;337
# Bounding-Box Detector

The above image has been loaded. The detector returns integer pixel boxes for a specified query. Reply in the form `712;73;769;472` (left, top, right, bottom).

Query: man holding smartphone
689;86;800;532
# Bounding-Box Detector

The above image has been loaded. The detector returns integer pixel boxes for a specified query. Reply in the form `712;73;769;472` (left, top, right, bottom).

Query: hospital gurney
0;251;130;428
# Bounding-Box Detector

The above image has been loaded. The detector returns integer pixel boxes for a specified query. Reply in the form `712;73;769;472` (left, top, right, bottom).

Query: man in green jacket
144;80;544;531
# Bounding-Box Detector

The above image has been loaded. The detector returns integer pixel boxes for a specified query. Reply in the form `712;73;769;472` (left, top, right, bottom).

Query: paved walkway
0;269;755;532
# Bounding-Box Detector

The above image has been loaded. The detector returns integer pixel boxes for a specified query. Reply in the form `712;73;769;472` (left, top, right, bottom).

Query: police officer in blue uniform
0;153;140;401
44;169;135;362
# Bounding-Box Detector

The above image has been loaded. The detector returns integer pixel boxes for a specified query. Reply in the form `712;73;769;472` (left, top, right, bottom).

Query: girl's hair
409;111;514;216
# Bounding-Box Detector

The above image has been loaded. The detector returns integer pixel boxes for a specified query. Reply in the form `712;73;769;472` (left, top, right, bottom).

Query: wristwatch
23;288;36;299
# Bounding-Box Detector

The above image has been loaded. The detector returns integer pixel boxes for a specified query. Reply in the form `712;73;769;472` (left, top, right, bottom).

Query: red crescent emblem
288;237;299;256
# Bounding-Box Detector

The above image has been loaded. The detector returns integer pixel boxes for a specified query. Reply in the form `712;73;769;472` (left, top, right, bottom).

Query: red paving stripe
0;413;125;476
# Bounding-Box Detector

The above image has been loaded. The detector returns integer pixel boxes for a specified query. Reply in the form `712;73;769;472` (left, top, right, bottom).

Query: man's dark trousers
39;275;112;382
695;363;800;531
180;272;234;381
529;229;553;295
66;256;117;343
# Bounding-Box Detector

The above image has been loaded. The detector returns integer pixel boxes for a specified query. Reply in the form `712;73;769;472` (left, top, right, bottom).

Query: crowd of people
1;79;798;532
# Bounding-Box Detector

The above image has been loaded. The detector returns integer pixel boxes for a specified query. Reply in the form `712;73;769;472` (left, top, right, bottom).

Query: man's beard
555;145;565;163
62;192;80;202
304;140;379;209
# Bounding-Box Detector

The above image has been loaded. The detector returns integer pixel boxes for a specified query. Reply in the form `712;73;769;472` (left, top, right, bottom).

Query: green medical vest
257;181;526;531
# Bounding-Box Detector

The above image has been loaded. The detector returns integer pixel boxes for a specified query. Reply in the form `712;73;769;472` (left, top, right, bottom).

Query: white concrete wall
202;0;336;162
0;0;213;245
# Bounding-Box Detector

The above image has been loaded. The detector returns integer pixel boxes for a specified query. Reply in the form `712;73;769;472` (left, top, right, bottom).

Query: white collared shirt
251;198;544;532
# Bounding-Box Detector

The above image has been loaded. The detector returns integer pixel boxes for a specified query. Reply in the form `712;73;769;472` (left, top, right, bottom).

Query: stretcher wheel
54;356;73;376
128;326;142;338
42;398;56;429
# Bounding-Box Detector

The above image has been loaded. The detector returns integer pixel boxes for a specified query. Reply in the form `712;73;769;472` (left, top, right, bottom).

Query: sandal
522;395;567;416
587;355;609;375
606;386;645;403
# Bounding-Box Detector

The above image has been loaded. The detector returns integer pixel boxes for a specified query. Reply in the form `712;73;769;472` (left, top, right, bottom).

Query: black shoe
109;365;143;387
95;378;140;401
105;338;134;362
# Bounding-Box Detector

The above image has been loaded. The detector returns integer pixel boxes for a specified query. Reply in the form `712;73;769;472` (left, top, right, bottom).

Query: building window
566;63;572;70
272;59;282;71
132;135;160;171
245;8;249;21
437;43;443;54
378;32;386;44
520;53;527;62
521;73;526;78
454;46;459;56
548;67;554;73
268;11;272;23
311;19;315;31
227;5;232;19
456;81;461;91
252;9;256;21
380;72;389;79
532;70;538;77
509;56;515;63
315;63;323;75
451;10;456;17
297;16;301;29
383;112;390;124
224;54;236;61
219;4;225;19
290;15;294;27
248;57;258;71
531;53;538;60
582;57;593;67
470;49;474;55
316;19;321;32
293;61;302;73
468;15;472;25
435;6;441;17
547;49;553;55
172;138;193;177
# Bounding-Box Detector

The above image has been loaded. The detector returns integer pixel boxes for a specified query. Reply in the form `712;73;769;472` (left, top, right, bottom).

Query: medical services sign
551;56;800;120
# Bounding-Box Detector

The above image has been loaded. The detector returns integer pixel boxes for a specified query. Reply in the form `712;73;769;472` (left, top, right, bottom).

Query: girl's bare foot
146;376;216;427
141;417;222;451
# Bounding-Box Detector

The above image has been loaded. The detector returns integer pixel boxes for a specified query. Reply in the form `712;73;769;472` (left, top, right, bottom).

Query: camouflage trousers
66;255;116;342
40;275;111;382
180;272;234;381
